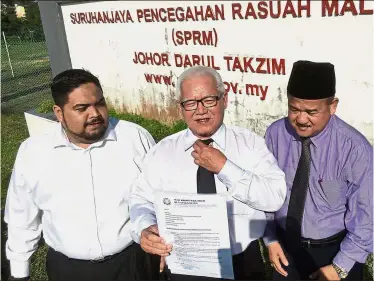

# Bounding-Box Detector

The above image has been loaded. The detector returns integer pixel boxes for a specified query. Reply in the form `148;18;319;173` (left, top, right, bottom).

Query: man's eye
184;101;197;107
76;107;86;112
203;98;216;105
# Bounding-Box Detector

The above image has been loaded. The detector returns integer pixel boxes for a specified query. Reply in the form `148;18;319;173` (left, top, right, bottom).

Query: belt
89;244;135;263
276;226;346;249
90;253;117;263
49;244;131;264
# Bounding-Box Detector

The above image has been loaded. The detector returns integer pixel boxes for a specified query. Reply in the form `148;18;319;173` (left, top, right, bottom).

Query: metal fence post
2;32;15;78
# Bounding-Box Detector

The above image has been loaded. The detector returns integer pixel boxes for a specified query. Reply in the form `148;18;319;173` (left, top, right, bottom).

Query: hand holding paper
140;224;172;256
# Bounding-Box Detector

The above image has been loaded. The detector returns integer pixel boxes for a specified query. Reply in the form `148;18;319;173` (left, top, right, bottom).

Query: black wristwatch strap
8;276;30;281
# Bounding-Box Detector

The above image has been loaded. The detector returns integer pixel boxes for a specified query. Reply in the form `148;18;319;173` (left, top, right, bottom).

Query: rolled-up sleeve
4;142;42;278
333;145;373;272
263;212;279;246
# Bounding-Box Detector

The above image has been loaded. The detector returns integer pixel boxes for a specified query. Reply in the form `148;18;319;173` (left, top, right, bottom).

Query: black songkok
287;60;336;100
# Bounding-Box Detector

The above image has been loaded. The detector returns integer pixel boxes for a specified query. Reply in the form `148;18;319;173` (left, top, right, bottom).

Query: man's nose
88;106;100;117
296;112;309;124
195;101;207;114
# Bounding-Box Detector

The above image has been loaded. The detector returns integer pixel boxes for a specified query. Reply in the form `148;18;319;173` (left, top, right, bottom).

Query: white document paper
154;191;234;279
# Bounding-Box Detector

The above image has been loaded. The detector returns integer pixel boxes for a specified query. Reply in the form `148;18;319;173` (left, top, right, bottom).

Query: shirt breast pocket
318;179;346;209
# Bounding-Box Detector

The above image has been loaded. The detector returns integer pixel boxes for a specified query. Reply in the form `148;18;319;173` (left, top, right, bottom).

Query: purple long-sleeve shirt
263;115;373;272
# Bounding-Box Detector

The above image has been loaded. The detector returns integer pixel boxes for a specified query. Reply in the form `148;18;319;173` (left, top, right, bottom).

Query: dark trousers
273;237;363;280
166;239;265;281
46;243;158;281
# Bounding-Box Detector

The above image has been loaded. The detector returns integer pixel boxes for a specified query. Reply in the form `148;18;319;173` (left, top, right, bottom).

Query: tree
1;5;24;34
1;0;43;39
25;1;41;27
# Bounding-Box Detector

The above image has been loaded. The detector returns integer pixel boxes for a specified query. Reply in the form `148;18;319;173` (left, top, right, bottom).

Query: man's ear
53;105;64;122
329;97;339;115
223;92;228;109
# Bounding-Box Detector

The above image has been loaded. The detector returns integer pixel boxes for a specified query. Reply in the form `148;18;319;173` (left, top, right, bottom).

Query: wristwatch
332;263;348;279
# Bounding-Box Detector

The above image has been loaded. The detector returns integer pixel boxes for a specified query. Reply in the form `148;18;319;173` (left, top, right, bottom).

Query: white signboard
61;1;373;142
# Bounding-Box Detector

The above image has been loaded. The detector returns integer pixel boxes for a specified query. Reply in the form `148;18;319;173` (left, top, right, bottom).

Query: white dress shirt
129;124;287;255
5;117;155;278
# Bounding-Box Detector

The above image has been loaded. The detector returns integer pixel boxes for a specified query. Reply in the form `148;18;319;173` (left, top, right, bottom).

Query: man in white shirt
4;69;157;281
129;66;287;280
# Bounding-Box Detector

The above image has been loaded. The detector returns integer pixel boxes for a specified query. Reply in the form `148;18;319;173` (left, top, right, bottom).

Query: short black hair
51;68;103;107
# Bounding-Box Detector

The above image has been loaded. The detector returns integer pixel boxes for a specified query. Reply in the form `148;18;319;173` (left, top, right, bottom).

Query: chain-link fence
1;29;53;114
1;28;54;281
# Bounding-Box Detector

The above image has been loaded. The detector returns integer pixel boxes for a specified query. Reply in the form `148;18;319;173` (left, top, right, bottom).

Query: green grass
1;42;50;72
2;90;53;115
366;254;373;280
1;114;29;207
109;109;187;142
1;41;52;104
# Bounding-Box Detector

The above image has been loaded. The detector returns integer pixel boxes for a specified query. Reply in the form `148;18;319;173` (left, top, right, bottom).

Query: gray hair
176;66;225;100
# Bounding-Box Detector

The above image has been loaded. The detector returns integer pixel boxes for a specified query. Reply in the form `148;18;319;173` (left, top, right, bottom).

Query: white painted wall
60;1;373;143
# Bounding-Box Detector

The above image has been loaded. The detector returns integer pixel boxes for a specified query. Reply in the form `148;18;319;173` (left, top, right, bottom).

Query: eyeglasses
180;94;224;111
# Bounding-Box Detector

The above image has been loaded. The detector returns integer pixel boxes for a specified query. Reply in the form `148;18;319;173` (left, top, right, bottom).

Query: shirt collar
184;123;226;151
288;115;334;149
310;115;334;148
53;119;117;149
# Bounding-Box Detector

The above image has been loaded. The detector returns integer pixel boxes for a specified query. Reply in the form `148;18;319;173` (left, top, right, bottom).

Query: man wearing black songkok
263;60;373;280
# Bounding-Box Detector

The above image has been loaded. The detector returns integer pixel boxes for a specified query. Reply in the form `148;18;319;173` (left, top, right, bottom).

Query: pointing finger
193;142;202;153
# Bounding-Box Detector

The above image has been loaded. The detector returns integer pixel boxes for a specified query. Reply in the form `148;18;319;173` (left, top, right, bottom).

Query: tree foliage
1;0;43;38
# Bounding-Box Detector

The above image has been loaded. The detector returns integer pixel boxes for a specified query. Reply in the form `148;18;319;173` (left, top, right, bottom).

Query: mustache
296;123;311;128
85;117;105;126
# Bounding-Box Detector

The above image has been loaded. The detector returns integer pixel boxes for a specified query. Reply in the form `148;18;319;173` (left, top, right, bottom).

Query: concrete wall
58;1;372;142
39;1;72;76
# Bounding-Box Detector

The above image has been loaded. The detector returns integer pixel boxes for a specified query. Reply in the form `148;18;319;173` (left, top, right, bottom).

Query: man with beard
129;66;287;280
4;69;157;281
263;61;373;280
